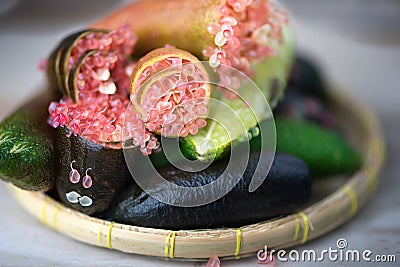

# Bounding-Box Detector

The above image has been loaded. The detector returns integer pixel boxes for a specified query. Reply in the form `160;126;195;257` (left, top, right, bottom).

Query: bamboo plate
8;88;385;261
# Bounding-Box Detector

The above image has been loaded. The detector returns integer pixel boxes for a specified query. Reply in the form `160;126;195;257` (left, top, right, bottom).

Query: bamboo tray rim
8;88;386;261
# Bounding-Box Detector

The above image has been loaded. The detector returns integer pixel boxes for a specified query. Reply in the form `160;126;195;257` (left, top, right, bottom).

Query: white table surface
0;1;399;266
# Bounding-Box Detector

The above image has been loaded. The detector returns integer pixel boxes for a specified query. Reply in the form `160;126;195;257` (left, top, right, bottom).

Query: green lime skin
0;93;57;191
250;117;362;177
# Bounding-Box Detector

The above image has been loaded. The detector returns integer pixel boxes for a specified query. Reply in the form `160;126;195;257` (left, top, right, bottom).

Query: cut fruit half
47;26;137;102
47;26;138;148
130;47;211;138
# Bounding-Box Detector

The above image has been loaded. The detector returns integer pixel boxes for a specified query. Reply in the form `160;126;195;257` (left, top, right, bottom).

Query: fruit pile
0;0;361;230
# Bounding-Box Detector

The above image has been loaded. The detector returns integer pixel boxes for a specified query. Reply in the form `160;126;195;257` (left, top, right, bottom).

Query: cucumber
100;153;311;230
251;117;362;177
180;27;295;161
0;92;57;191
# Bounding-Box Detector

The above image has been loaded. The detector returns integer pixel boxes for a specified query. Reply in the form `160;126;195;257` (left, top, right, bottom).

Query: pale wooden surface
0;0;399;266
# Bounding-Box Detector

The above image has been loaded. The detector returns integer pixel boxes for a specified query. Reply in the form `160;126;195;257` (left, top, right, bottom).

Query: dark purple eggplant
288;56;327;97
55;127;133;215
275;91;339;130
100;152;312;230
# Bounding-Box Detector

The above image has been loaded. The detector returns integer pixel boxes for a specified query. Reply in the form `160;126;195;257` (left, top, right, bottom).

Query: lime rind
181;27;295;161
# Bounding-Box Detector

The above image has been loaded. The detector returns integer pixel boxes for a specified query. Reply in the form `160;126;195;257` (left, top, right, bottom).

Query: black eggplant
100;152;312;230
55;127;133;215
287;56;327;97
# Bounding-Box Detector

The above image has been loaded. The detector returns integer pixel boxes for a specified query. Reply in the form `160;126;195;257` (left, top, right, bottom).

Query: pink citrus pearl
69;169;80;184
82;175;92;189
206;256;220;267
82;168;93;189
47;25;138;147
69;161;80;184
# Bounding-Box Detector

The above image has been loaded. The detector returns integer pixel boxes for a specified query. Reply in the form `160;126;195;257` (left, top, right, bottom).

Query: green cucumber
180;27;295;161
0;92;57;191
251;117;362;177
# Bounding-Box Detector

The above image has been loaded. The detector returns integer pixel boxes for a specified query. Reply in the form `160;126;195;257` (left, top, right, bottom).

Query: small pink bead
69;121;81;134
206;256;220;267
221;24;234;37
194;88;207;98
147;140;158;150
233;1;246;13
156;101;173;111
196;119;207;128
67;57;75;68
180;95;191;103
207;23;221;35
243;0;253;6
246;49;258;59
153;60;169;71
219;6;231;17
38;58;47;71
189;124;199;135
223;30;233;39
170;123;183;136
179;126;189;137
143;133;151;142
69;169;80;184
86;38;99;50
77;38;85;47
194;105;208;116
202;46;215;58
142;67;153;79
55;113;68;125
227;37;241;48
104;123;116;134
85;56;95;68
227;0;236;6
182;63;196;77
89;79;101;90
167;57;182;66
220;16;237;26
224;58;232;67
161;77;175;91
107;54;118;64
184;80;195;89
140;145;149;155
164;113;177;125
93;56;105;68
82;175;92;189
183;112;196;124
149;109;159;121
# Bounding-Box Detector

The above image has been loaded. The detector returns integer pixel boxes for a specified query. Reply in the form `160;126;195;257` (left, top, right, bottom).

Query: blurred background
0;1;399;266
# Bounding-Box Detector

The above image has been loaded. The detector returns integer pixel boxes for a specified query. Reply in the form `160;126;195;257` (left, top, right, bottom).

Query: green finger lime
261;117;361;177
180;28;295;162
0;94;56;191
